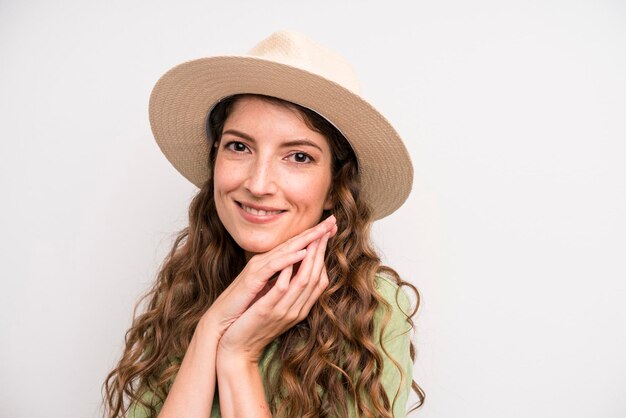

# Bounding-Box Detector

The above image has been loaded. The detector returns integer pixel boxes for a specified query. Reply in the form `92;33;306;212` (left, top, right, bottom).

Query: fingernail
326;214;336;223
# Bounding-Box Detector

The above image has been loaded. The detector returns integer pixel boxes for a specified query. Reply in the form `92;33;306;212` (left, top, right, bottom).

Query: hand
200;215;337;339
217;227;334;363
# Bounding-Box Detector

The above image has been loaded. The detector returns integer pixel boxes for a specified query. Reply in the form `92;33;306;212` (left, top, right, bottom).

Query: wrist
215;352;270;417
196;311;225;342
216;352;259;377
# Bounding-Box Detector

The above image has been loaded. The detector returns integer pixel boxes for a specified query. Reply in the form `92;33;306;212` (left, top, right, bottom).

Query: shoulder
372;273;416;417
373;272;413;342
374;273;412;315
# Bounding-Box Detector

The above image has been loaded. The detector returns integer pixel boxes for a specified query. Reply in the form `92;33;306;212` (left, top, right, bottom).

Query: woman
104;30;424;417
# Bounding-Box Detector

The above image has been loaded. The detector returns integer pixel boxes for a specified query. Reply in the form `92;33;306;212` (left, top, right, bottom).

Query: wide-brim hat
149;30;413;220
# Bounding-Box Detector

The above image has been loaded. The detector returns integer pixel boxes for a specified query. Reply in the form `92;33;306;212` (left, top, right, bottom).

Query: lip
235;200;287;224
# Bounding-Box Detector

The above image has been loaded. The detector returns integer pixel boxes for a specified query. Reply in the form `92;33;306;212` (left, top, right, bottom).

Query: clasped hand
203;215;337;364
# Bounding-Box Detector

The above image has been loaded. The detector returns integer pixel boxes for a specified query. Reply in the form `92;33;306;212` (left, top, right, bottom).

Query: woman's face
213;96;333;256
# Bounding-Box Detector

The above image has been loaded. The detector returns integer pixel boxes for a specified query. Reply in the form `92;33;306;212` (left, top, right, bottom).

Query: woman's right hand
200;214;337;337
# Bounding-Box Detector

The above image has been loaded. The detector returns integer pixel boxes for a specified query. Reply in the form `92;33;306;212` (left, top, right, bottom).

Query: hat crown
247;30;362;94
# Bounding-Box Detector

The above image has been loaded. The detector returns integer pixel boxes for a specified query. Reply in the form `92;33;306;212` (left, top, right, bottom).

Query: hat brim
149;55;413;220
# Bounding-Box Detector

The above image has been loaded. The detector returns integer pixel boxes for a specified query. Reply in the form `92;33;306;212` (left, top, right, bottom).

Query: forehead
223;97;328;145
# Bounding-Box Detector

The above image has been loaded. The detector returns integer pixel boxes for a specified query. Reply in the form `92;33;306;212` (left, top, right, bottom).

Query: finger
253;215;335;275
246;273;279;307
255;263;293;307
299;264;330;317
280;215;334;252
271;238;320;315
311;232;330;279
234;248;306;302
290;231;329;310
271;215;335;255
256;247;307;280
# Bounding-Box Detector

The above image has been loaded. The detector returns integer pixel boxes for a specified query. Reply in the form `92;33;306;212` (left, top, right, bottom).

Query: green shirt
129;274;414;417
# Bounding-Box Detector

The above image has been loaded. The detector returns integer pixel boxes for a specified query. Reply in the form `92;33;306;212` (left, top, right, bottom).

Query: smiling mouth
237;202;286;216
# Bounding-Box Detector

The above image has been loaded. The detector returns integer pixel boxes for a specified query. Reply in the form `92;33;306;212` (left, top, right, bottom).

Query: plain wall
1;1;625;417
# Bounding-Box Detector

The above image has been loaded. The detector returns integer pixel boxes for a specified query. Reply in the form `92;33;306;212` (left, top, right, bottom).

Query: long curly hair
103;94;424;417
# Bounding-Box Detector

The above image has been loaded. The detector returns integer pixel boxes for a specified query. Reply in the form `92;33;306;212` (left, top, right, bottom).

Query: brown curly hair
103;94;424;417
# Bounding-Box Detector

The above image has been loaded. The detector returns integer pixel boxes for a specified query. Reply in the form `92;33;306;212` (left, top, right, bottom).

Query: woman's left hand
216;230;332;364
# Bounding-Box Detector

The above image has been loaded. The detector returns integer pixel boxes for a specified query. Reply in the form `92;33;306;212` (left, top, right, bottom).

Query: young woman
104;31;424;417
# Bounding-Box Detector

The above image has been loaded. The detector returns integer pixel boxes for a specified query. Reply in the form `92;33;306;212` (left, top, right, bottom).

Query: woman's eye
225;141;248;152
289;152;313;164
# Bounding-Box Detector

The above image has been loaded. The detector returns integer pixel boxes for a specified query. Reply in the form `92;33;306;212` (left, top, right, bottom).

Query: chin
233;237;278;255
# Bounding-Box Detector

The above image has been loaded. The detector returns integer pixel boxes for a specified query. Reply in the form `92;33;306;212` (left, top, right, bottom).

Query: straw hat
149;30;413;220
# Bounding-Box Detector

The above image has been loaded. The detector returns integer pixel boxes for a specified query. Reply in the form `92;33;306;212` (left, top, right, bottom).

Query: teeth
242;204;283;216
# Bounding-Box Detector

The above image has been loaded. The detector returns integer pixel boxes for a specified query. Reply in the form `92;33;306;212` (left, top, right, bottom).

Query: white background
1;1;625;417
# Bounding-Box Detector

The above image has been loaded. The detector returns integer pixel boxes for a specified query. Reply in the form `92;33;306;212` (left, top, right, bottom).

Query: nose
244;158;278;196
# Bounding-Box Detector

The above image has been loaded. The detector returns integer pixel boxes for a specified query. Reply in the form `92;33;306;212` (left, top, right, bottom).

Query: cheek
212;160;235;220
283;172;332;211
213;157;236;193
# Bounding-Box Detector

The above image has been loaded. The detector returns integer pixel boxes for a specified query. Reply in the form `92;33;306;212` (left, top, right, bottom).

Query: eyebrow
222;129;324;152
